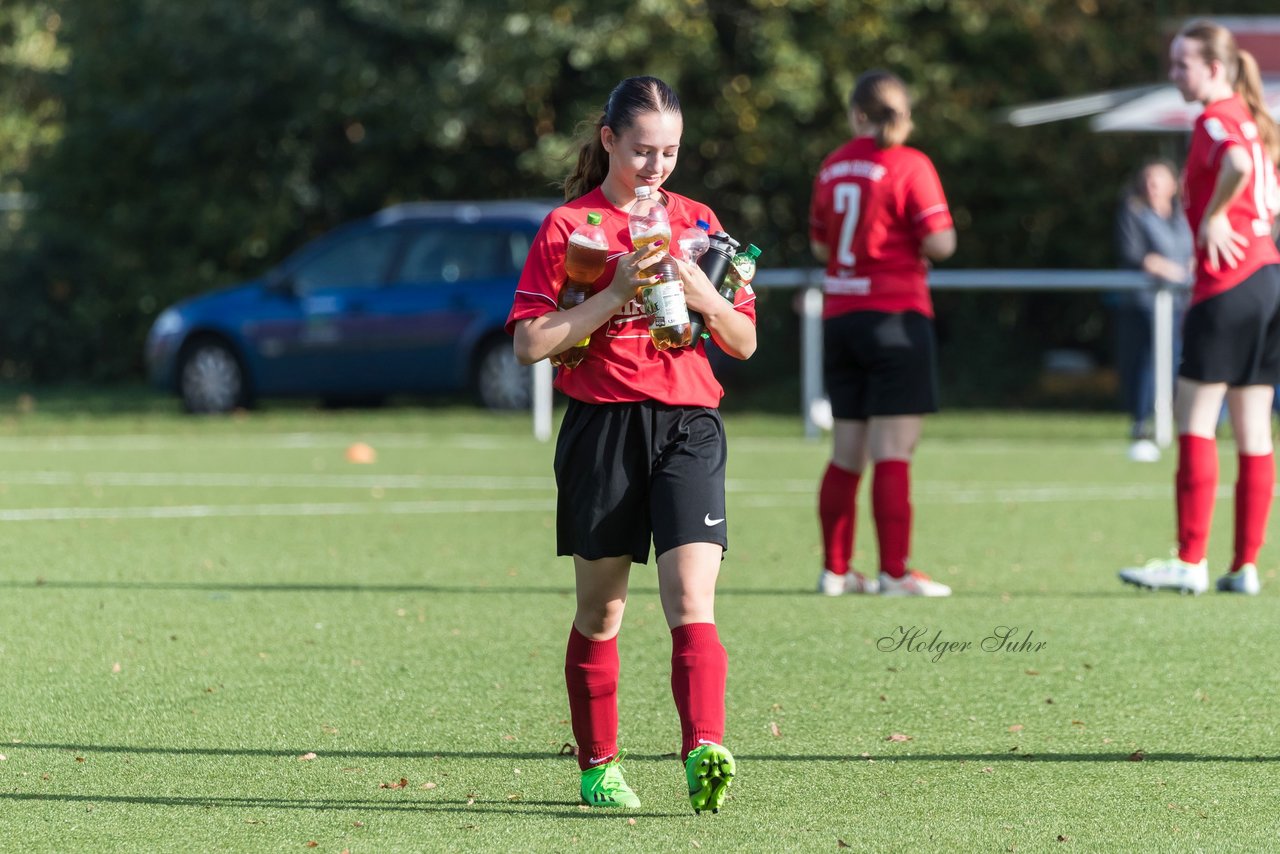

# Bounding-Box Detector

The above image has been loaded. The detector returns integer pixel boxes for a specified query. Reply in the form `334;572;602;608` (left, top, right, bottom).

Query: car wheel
179;338;246;414
474;338;531;410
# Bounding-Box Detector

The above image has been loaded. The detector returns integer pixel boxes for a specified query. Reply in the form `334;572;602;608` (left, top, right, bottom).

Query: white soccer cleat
809;397;834;431
817;569;878;596
1118;556;1208;595
1127;439;1161;463
879;570;951;597
1215;563;1261;595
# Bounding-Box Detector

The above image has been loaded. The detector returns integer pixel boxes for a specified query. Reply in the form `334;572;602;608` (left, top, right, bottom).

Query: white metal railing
531;268;1175;445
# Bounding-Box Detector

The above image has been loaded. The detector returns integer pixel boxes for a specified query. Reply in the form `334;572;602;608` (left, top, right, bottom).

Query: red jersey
1183;94;1280;304
506;187;757;407
809;136;952;319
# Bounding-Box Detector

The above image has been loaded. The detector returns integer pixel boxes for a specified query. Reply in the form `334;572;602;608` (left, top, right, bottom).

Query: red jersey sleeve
1199;113;1245;174
903;154;953;239
505;214;567;336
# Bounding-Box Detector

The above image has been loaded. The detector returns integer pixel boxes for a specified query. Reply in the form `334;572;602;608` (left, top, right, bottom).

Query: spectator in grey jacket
1114;158;1194;462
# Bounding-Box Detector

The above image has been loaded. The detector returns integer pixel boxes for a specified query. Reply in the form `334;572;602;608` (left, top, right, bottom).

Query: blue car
145;200;554;413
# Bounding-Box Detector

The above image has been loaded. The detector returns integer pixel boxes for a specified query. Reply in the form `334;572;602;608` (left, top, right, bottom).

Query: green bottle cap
746;244;762;258
587;212;602;225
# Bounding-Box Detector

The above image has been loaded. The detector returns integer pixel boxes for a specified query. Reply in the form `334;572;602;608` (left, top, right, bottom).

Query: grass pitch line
0;470;555;490
0;432;526;452
0;497;554;522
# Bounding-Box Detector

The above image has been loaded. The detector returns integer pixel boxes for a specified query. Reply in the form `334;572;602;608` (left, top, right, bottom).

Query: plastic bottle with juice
550;212;608;368
722;244;762;299
628;186;671;256
644;255;693;350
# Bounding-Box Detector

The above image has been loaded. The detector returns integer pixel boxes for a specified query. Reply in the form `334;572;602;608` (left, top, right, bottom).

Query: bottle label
641;283;690;329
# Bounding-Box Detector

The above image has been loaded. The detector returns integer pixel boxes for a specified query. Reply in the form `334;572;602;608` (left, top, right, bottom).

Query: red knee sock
565;626;620;771
1234;451;1274;570
873;460;911;578
1176;434;1218;564
670;623;727;760
819;463;861;574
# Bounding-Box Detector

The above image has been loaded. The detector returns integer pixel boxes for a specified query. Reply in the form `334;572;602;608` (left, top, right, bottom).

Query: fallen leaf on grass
298;753;317;761
353;821;364;827
75;757;84;763
501;734;516;742
691;841;701;849
420;782;437;790
379;778;409;789
1008;724;1024;732
981;767;994;773
886;733;912;742
838;840;852;849
306;842;318;848
243;819;262;825
627;818;636;826
1128;750;1145;762
0;755;6;761
111;663;121;674
769;721;782;738
506;794;521;802
1057;835;1070;842
322;725;339;735
1025;669;1039;676
558;743;579;757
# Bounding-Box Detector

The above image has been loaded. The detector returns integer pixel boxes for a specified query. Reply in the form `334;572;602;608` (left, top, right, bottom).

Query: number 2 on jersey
833;182;862;267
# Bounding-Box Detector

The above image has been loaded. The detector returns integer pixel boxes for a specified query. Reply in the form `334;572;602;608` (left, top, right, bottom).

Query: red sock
565;626;620;771
1234;451;1274;570
819;463;861;574
873;460;911;578
670;623;727;760
1176;434;1218;564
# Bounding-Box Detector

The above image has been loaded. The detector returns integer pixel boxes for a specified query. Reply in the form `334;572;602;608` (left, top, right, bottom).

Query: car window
397;227;525;284
292;229;401;293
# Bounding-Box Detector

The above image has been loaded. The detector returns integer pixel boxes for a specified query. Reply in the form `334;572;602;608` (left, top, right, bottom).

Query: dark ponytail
850;70;913;149
562;76;682;201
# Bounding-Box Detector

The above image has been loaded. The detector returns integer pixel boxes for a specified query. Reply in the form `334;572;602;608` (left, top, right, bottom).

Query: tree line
0;0;1267;403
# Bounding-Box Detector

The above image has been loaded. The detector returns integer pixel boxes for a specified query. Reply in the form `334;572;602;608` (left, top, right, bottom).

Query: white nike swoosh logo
589;755;612;765
704;514;724;526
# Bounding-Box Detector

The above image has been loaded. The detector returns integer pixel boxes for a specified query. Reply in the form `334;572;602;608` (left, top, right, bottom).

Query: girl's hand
672;256;722;316
607;241;665;301
1200;212;1248;272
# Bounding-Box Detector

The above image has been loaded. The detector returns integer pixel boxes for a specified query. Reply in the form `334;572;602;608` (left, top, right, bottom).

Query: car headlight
151;308;185;337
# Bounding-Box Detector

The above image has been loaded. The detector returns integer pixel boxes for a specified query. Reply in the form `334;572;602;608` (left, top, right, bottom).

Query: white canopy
1006;79;1280;133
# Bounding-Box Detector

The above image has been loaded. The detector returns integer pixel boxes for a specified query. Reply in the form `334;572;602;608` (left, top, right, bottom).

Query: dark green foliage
0;0;1275;397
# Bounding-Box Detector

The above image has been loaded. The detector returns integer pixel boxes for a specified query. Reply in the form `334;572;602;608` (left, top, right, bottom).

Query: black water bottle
691;231;740;341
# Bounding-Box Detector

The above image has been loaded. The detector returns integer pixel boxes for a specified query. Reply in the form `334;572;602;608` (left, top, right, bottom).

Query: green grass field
2;395;1278;852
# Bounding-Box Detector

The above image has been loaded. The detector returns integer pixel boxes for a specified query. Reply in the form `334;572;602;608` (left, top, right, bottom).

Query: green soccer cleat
685;742;735;814
579;751;641;809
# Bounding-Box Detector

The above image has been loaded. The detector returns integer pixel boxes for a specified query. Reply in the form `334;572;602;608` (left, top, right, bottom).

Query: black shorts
1180;264;1280;386
553;399;728;564
823;310;939;420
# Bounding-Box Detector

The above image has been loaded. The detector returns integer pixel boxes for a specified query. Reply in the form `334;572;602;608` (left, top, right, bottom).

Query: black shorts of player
1180;264;1280;386
553;398;728;565
823;310;939;420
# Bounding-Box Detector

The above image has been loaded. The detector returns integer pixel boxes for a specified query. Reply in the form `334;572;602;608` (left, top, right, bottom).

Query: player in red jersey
809;70;956;598
507;76;757;812
1119;20;1280;596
